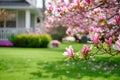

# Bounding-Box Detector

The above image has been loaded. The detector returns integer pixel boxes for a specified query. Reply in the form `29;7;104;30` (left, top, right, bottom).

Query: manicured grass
0;42;120;80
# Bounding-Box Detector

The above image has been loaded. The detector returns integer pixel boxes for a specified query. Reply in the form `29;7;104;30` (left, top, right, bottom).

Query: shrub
50;26;67;41
39;34;52;48
27;35;40;47
9;34;52;48
51;40;61;47
7;34;16;43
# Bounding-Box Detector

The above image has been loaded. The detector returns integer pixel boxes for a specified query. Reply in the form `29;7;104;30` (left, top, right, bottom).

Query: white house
0;0;43;40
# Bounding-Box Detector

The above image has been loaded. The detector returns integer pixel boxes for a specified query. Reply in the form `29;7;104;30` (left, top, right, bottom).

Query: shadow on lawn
30;56;120;80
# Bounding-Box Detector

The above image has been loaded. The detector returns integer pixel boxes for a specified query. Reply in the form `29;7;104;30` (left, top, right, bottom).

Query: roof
0;1;30;6
0;0;43;18
0;0;37;9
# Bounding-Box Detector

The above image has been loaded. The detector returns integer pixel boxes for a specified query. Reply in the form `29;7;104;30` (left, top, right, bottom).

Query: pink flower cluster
91;33;100;44
89;27;102;33
114;15;120;24
45;0;119;39
81;45;92;56
51;40;61;47
105;37;113;46
45;0;120;60
0;40;13;47
63;45;92;58
114;36;120;51
48;2;54;13
63;45;75;58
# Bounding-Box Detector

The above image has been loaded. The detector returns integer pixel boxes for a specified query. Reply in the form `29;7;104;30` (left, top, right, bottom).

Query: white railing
0;28;26;40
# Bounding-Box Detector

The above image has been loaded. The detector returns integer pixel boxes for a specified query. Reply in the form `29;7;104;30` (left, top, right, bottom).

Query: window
6;12;16;28
0;21;4;28
0;11;16;28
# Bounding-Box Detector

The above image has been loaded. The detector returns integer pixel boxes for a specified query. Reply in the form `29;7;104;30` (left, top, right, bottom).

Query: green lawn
0;42;120;80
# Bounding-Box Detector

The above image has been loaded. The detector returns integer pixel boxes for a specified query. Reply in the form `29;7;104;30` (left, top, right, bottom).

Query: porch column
34;15;37;27
33;15;37;32
25;10;31;29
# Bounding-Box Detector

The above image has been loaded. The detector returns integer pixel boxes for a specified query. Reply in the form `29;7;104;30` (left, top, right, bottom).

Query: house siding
18;10;25;28
18;10;36;29
31;14;35;28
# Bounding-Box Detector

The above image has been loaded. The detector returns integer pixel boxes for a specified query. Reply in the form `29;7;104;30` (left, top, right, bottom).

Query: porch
0;9;40;41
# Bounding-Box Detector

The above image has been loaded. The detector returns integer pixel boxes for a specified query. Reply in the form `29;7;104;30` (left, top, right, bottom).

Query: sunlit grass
0;42;120;80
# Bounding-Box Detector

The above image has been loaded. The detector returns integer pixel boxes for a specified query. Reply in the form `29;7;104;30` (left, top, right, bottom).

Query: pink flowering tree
45;0;120;61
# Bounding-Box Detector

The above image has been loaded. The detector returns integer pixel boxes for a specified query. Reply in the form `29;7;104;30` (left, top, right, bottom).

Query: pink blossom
95;28;102;33
105;37;113;46
114;36;120;51
47;17;54;24
81;45;91;56
85;0;91;4
54;24;59;28
114;15;120;24
91;33;100;44
48;5;53;12
76;0;82;4
51;40;61;47
118;35;120;39
61;0;65;2
66;28;74;35
63;45;75;58
44;23;52;28
57;8;61;12
99;14;106;20
89;27;95;32
69;0;73;3
110;0;116;4
89;27;102;33
48;2;52;5
61;7;68;13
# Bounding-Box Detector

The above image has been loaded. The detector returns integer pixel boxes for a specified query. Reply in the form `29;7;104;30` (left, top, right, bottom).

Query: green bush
50;25;67;41
39;34;52;48
7;34;16;43
9;34;52;48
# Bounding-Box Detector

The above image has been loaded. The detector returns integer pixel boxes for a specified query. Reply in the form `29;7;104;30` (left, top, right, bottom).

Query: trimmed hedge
9;34;52;48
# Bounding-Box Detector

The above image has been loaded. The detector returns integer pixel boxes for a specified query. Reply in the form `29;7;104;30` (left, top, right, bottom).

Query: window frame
0;10;18;28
